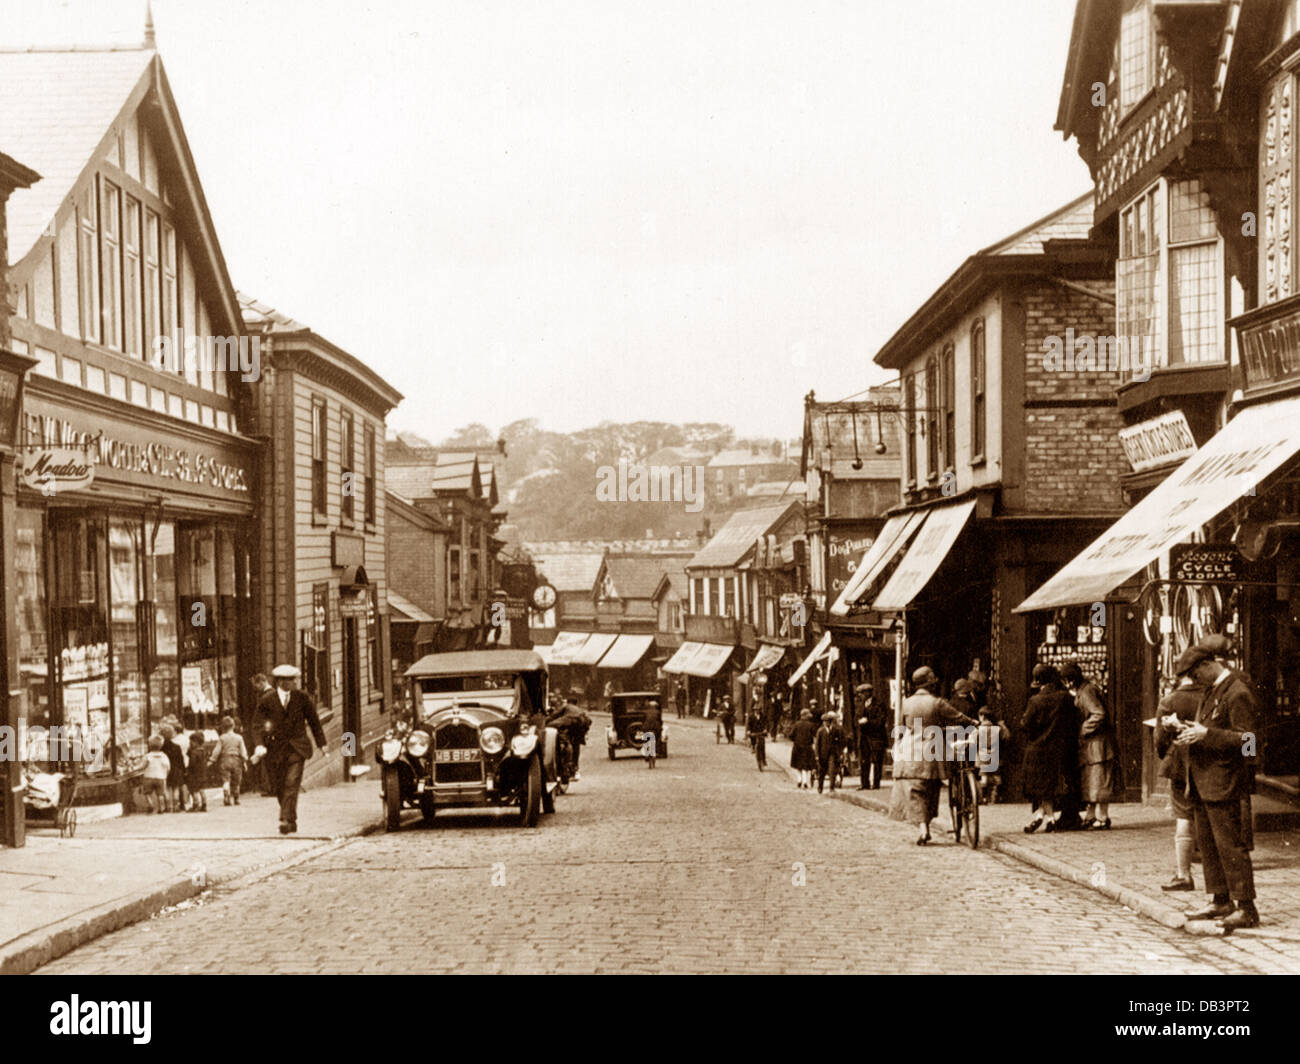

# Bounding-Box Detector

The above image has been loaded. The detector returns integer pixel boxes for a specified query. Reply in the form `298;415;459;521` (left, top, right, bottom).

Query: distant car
375;650;561;830
605;691;668;760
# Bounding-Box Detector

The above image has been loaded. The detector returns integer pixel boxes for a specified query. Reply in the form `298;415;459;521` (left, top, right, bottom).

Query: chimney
144;0;156;48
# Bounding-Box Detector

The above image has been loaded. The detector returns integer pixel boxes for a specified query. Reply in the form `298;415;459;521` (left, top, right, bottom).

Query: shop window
149;521;179;728
109;520;146;769
364;424;377;525
177;525;221;728
311;397;327;519
367;586;382;696
217;529;238;720
303;582;331;707
340;409;355;523
50;517;110;775
16;510;50;735
970;320;986;461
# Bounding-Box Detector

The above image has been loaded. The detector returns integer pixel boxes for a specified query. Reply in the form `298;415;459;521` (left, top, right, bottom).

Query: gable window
723;578;736;619
123;196;142;358
340;410;355;523
903;373;917;485
970;320;986;461
941;343;955;471
100;178;122;350
1120;0;1153;111
692;576;705;613
77;184;100;343
364;424;377;525
924;357;939;480
144;210;161;363
1117;179;1223;377
162;223;178;369
311;397;327;519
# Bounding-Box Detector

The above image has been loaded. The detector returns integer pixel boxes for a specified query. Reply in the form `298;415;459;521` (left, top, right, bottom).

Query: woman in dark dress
789;708;817;789
1020;664;1076;833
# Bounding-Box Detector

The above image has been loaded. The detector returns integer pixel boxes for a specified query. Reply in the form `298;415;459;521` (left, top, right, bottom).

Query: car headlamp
405;730;431;758
480;726;506;754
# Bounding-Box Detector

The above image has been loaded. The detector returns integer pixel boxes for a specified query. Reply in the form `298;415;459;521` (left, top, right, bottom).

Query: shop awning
571;631;618;666
682;642;735;678
595;633;655;670
829;510;927;616
1016;397;1300;613
742;643;786;677
873;500;977;612
540;631;592;666
661;641;703;674
787;631;834;687
387;591;436;624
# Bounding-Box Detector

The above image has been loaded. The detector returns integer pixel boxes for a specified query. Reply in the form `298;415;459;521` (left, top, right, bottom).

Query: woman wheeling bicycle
889;666;977;845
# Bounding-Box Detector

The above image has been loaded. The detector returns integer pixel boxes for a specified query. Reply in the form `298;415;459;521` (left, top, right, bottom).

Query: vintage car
605;691;668;759
376;650;561;830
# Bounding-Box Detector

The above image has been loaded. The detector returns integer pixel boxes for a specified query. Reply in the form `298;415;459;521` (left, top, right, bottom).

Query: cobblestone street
37;718;1288;975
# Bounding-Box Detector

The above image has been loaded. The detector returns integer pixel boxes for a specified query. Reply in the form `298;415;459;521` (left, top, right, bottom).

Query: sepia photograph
0;0;1291;1036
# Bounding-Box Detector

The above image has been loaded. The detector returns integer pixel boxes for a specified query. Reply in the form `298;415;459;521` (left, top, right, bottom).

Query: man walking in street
1172;642;1261;931
814;711;846;794
250;672;275;796
256;664;328;835
747;696;767;770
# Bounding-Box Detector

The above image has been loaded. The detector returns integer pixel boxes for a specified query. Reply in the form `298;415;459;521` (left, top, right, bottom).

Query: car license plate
435;749;480;763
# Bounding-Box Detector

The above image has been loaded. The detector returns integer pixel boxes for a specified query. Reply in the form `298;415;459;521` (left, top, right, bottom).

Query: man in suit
249;673;276;796
256;664;328;835
856;684;887;790
1172;643;1260;931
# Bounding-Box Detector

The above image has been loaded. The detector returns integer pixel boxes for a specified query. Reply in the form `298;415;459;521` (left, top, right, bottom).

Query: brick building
831;195;1129;797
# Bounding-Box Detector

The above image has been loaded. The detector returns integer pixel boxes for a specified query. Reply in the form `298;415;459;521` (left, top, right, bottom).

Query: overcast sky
6;0;1090;444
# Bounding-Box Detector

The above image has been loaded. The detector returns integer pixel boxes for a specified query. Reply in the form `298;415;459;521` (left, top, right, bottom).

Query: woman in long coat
1020;664;1076;833
788;708;818;789
889;666;977;844
1061;661;1120;829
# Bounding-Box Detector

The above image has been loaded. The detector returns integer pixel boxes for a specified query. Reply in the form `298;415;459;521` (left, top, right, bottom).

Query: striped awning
571;631;618;666
596;634;655;670
787;631;834;687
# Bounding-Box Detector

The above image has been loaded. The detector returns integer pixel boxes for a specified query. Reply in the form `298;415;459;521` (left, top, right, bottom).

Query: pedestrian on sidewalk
789;708;817;789
1154;677;1205;892
210;715;248;806
890;666;976;844
814;711;846;793
141;735;171;813
1062;661;1120;830
186;730;212;811
1171;642;1261;931
158;724;186;814
1020;664;1075;834
719;696;736;743
250;673;276;796
257;664;328;835
975;706;1009;804
855;684;887;790
747;699;767;770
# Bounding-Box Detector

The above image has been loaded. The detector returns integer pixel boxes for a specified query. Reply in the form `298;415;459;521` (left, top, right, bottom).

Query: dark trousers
1192;796;1256;902
271;753;306;829
817;754;838;793
861;740;885;789
752;735;766;769
722;718;735;742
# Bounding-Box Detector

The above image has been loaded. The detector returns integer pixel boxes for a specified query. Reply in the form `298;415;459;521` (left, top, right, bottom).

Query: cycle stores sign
1169;543;1242;585
22;403;251;501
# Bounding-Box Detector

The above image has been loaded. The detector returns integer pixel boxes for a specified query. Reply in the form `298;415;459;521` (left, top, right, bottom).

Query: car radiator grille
434;722;485;784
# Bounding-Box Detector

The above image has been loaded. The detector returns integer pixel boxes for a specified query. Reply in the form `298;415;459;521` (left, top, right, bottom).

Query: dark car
605;691;668;759
375;650;561;830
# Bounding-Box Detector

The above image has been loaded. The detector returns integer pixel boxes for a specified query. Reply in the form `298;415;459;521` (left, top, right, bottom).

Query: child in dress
186;729;212;811
975;706;1010;804
210;716;248;806
158;724;186;813
142;735;171;813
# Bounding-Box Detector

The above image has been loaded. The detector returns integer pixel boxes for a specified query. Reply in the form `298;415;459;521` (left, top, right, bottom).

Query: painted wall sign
1237;301;1300;392
1169;543;1242;585
826;531;875;596
1118;410;1198;473
20;448;95;493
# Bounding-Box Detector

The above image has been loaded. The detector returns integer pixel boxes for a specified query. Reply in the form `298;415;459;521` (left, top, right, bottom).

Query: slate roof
980;193;1095;257
0;47;153;262
532;552;604;594
385;465;436;500
604;554;692;601
688;504;797;570
707;448;795;468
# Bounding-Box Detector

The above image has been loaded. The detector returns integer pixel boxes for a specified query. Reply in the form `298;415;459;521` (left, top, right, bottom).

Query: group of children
140;715;251;813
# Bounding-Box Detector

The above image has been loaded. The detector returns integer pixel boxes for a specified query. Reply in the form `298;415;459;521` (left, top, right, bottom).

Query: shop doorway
342;616;361;781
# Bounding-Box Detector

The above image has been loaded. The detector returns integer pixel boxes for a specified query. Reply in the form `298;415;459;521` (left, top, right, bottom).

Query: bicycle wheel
948;775;962;840
962;771;981;849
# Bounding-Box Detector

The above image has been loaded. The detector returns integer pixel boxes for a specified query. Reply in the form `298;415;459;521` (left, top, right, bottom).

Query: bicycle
947;737;981;849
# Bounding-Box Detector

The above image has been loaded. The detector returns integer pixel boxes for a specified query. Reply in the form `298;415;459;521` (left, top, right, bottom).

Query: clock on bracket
531;583;557;611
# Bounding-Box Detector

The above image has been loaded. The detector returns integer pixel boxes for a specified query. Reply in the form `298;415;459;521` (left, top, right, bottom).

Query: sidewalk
758;733;1300;944
0;779;382;974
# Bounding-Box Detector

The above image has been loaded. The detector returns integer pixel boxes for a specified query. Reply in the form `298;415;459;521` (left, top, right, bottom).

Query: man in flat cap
256;664;328;834
855;683;887;790
1171;641;1261;930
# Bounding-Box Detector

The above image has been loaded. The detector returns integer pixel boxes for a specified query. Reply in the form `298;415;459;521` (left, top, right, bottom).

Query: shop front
16;390;258;800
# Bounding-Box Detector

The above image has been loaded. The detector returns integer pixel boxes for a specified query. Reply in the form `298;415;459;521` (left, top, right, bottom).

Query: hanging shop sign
20;447;95;493
1118;410;1198;473
827;531;875;597
1169;543;1242;585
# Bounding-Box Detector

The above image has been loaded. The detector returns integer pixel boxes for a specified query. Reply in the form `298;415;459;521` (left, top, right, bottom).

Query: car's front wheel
519;757;542;828
382;767;402;832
